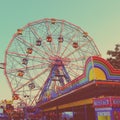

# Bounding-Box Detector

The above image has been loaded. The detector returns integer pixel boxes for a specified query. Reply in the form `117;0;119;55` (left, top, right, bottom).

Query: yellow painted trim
43;106;57;112
58;98;93;109
43;98;93;112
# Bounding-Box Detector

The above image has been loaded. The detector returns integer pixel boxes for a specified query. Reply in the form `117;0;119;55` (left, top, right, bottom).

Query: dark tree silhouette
107;44;120;69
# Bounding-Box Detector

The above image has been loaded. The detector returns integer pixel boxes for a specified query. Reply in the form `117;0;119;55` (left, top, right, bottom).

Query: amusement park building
38;56;120;120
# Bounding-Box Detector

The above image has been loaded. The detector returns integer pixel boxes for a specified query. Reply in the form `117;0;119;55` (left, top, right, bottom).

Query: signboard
94;98;110;107
97;111;110;116
94;97;120;108
112;98;120;106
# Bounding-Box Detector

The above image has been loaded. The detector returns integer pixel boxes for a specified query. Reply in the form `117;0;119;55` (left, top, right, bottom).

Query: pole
84;105;88;120
56;106;59;120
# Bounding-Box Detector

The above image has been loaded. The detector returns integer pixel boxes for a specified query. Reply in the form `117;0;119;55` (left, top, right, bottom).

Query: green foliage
107;44;120;69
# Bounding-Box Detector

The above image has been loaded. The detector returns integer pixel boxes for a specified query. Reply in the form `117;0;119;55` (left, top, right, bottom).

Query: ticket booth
94;97;120;120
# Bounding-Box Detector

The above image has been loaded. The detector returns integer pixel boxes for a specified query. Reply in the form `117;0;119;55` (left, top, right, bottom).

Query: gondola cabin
17;70;24;77
36;40;41;46
26;48;33;54
72;42;78;48
17;29;23;35
51;18;56;24
22;58;28;65
83;32;88;37
12;94;19;100
58;36;64;43
47;36;52;42
28;83;35;90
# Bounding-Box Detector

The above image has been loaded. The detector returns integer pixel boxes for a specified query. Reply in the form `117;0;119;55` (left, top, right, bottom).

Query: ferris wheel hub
49;55;70;66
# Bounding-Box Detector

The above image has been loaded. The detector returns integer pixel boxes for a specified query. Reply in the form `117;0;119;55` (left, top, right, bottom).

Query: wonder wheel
4;18;100;106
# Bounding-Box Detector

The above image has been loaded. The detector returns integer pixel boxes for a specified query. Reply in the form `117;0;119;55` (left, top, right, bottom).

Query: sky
0;0;120;100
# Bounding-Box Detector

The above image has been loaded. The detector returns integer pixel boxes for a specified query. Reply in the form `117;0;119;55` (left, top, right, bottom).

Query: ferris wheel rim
4;18;101;106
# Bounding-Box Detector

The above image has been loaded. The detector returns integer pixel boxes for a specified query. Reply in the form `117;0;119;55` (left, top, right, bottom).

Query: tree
107;44;120;69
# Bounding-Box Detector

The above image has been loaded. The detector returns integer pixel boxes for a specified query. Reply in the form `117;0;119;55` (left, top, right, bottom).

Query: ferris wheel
4;18;100;106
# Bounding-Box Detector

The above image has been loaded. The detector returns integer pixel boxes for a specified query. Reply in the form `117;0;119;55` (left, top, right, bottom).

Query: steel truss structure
4;18;100;106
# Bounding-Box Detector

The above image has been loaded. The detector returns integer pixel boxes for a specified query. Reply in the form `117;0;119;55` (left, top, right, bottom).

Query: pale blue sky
0;0;120;100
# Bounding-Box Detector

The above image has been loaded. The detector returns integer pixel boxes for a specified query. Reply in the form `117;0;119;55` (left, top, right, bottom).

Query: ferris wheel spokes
64;40;92;58
5;18;100;106
14;68;49;92
16;36;51;57
29;25;55;56
61;31;79;57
